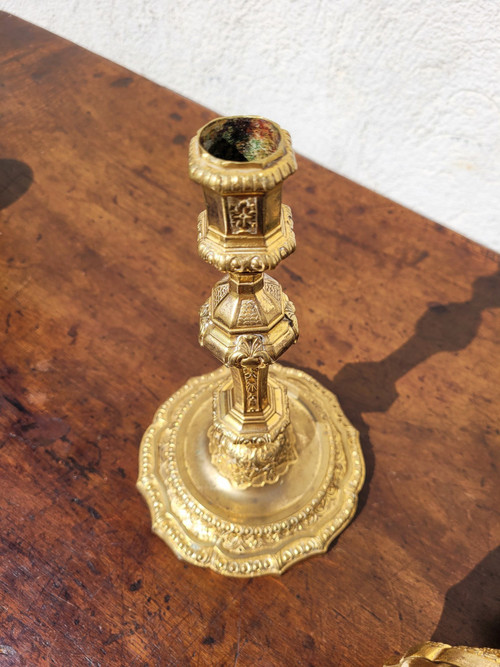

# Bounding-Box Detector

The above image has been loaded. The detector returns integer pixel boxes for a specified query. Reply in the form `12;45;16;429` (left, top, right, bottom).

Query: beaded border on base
137;365;365;577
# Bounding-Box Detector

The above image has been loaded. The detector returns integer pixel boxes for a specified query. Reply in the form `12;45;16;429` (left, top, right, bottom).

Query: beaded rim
189;116;297;194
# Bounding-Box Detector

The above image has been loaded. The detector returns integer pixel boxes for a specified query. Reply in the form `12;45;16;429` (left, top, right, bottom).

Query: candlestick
137;116;365;576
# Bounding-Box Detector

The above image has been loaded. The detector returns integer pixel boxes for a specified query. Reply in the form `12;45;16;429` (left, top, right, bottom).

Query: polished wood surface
1;12;499;666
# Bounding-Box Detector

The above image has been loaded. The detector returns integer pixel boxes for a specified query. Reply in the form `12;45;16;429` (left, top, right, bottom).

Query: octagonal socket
189;116;297;273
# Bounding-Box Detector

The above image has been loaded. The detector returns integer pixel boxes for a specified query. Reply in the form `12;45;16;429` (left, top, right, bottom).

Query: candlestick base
137;364;364;577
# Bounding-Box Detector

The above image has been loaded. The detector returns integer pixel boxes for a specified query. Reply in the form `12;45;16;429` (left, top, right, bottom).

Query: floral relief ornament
228;197;258;234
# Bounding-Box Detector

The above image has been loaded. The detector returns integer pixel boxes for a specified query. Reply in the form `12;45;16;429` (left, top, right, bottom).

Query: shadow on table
431;545;500;648
284;266;500;515
0;159;33;210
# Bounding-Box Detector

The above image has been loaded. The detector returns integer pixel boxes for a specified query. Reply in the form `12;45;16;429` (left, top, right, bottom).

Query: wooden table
1;12;499;666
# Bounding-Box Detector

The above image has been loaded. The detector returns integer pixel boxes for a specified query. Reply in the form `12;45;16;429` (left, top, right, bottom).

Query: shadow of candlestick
431;545;500;648
285;266;500;515
0;159;33;210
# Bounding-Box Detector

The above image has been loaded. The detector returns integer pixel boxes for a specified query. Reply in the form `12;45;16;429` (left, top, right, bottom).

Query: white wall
3;0;500;252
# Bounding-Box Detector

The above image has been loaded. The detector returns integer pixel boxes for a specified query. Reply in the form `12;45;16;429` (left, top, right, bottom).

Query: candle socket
137;116;365;576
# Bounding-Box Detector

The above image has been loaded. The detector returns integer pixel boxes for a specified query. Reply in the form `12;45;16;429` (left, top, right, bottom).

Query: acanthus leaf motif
229;334;272;367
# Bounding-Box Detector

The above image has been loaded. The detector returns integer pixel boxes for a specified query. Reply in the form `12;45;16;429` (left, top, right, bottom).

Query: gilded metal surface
196;204;296;273
138;115;365;575
189;116;296;194
137;364;364;576
192;116;302;489
385;643;500;666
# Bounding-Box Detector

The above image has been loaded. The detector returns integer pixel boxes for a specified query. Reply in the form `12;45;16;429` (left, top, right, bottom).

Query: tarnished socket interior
200;117;280;163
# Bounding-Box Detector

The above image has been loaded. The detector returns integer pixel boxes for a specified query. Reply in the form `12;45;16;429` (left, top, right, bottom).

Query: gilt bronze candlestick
137;116;365;576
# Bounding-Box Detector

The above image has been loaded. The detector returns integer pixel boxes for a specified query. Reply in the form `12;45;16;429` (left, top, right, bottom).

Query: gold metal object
385;643;500;666
137;116;365;576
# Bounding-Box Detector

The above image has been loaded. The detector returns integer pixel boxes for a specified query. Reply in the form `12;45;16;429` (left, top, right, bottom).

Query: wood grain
1;12;499;666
